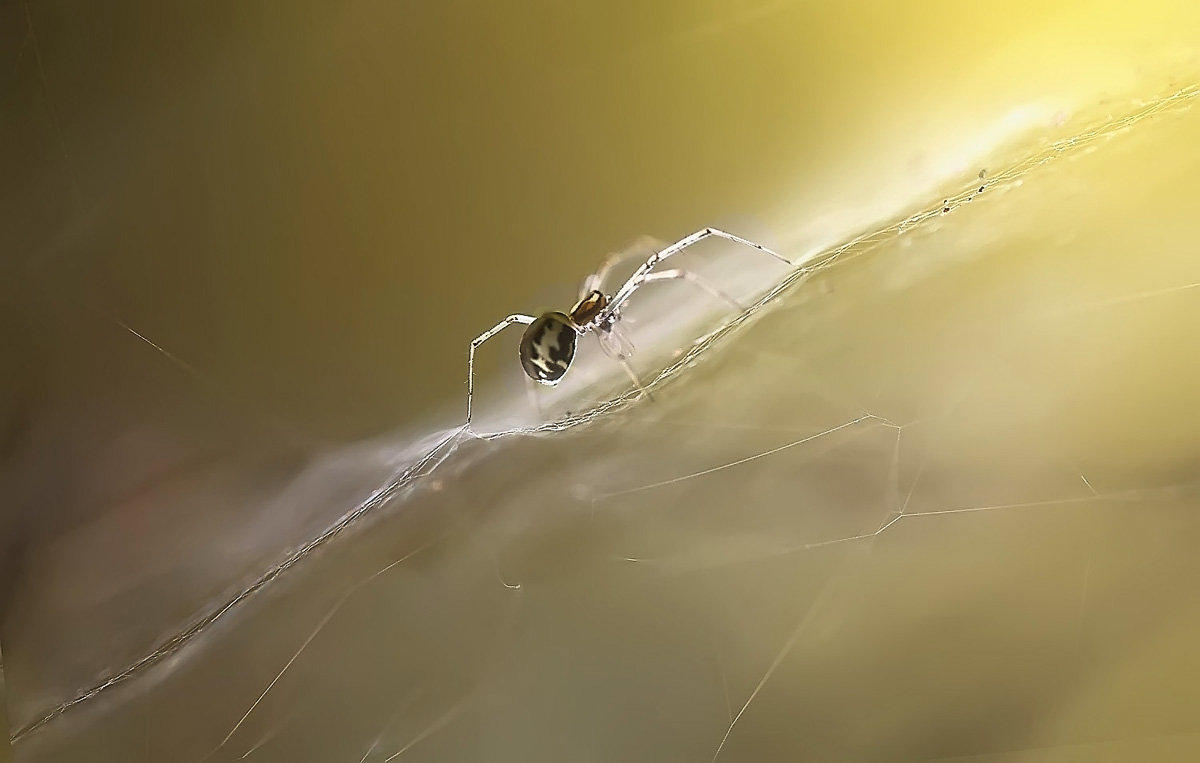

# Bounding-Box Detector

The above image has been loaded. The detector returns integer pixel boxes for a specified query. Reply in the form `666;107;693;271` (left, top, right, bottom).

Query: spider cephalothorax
568;289;609;326
465;228;789;427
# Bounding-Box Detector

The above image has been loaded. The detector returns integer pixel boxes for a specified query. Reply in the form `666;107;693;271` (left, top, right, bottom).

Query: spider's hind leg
617;356;655;402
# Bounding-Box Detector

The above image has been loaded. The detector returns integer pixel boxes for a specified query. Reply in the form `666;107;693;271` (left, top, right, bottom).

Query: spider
465;227;790;427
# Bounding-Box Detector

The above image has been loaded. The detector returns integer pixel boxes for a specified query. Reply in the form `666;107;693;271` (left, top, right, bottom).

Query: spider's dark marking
520;312;577;383
569;290;609;326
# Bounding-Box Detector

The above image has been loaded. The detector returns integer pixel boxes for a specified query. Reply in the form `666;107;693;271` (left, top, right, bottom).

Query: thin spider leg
638;268;744;311
593;331;655;403
605;228;789;317
581;252;628;298
616;354;655;402
467;314;536;427
581;235;663;297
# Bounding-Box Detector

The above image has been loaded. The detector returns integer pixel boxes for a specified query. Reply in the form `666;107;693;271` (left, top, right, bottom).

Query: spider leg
605;228;788;316
616;354;655;402
593;331;654;402
467;314;536;427
580;235;663;297
637;268;744;311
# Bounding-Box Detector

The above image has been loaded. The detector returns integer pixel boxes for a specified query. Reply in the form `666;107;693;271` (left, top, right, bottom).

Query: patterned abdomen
519;312;578;384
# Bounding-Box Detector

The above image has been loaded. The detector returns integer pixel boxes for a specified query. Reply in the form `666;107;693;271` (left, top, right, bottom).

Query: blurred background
3;1;1200;761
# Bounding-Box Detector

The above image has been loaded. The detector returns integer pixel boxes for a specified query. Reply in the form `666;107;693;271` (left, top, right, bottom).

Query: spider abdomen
519;312;578;384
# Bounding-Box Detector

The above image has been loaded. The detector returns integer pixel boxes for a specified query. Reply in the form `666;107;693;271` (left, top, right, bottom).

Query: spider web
10;83;1200;762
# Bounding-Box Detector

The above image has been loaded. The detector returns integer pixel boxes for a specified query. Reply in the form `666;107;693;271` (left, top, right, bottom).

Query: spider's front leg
605;228;789;317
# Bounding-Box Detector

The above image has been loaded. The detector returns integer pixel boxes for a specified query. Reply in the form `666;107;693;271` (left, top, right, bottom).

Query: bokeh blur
3;1;1200;761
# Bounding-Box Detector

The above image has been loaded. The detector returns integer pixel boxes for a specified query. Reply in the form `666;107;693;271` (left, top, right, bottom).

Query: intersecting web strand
612;355;1195;761
60;462;1200;761
707;486;1198;762
203;391;1194;759
710;580;838;763
200;543;437;761
594;413;1196;762
11;81;1200;750
355;689;422;763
